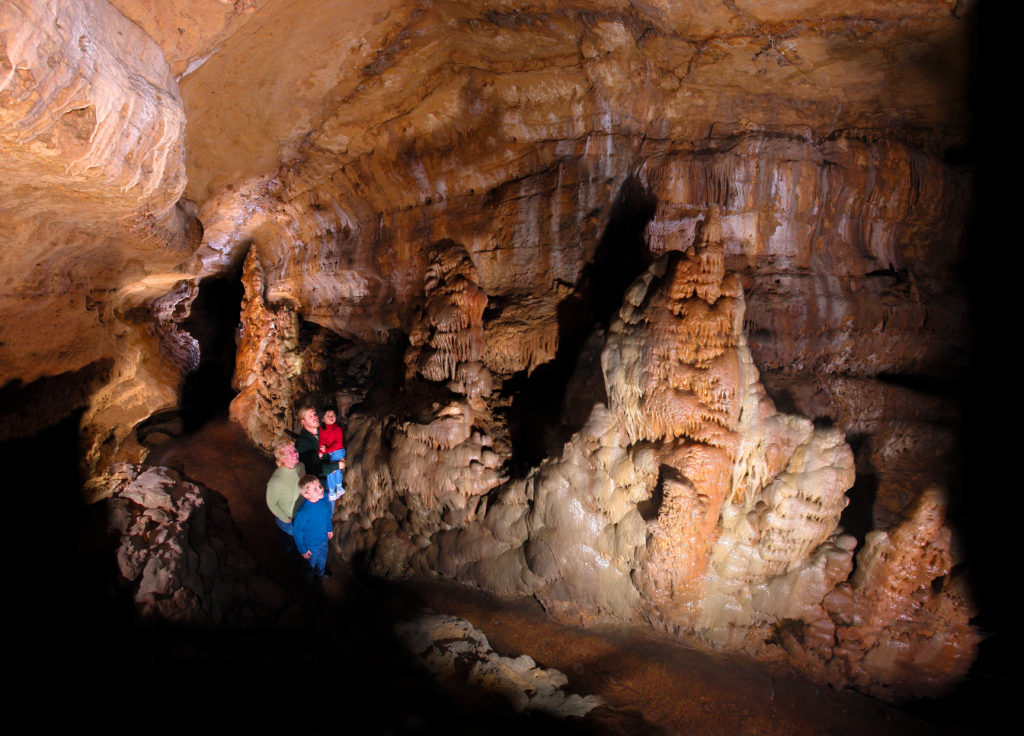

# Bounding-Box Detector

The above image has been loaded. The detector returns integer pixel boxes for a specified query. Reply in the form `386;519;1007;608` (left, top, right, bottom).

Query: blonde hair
273;440;295;464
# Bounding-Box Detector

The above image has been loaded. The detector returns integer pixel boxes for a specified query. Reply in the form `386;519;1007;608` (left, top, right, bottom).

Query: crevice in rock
178;271;245;430
840;432;878;546
501;176;656;475
295;322;409;418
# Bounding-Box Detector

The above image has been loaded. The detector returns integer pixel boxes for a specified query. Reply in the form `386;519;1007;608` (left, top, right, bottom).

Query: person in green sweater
266;440;305;537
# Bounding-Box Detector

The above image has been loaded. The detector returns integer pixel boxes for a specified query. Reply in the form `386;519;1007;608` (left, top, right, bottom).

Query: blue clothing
304;541;329;575
274;516;294;536
326;448;346;500
293;496;333;575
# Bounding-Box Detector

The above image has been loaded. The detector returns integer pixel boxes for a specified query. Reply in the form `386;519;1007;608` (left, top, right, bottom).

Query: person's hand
319;445;326;453
303;550;312;559
328;531;334;540
339;459;347;471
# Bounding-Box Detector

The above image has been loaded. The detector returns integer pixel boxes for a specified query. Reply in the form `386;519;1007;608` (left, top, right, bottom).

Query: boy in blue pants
293;475;334;578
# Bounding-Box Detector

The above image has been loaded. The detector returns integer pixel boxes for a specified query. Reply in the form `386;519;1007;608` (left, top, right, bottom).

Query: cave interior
0;0;1013;731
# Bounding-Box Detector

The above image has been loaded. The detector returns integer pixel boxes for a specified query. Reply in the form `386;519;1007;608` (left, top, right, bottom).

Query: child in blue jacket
293;475;334;577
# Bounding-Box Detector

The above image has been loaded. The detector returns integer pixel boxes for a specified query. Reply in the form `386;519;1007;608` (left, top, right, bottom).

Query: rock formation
405;241;493;400
2;0;980;703
396;611;604;718
103;463;285;625
316;209;973;699
229;246;301;454
827;487;978;701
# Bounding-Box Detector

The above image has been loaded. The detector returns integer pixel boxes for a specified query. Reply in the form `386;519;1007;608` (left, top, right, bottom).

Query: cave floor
139;415;955;736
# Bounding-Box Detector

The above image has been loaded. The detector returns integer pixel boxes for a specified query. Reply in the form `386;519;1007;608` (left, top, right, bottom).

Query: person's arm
266;474;292;523
293;513;309;556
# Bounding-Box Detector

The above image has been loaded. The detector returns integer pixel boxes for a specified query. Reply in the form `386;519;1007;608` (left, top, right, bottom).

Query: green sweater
266;462;306;523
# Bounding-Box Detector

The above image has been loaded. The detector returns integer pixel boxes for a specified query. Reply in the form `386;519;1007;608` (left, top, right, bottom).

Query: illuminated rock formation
1;0;199;479
334;247;504;576
229;247;301;454
826;487;979;701
327;210;973;700
396;611;604;717
405;241;492;400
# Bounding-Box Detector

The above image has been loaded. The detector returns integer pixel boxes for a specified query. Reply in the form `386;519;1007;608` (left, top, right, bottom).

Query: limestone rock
405;241;492;399
229;247;302;454
828;487;979;701
104;463;285;625
0;0;185;221
1;0;199;477
396;610;604;718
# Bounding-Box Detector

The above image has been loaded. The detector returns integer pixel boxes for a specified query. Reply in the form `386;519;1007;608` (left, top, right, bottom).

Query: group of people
265;405;348;579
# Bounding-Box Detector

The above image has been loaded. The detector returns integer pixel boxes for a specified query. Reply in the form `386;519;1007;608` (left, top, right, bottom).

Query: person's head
274;441;299;469
299;405;320;432
323;409;337;426
299;474;324;502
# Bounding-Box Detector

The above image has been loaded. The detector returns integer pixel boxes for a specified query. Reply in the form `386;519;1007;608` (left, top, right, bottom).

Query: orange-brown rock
228;247;301;454
826;487;979;701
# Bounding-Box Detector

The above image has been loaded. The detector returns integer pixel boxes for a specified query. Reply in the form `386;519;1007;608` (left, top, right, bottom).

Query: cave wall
2;0;976;702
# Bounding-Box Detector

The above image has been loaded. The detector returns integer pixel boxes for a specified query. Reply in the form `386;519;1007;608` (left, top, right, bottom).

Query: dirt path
399;577;933;736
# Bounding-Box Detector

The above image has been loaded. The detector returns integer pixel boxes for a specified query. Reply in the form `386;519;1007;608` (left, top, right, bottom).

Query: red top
318;423;344;453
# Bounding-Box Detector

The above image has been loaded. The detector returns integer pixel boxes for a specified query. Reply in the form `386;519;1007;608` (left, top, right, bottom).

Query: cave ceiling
2;0;969;387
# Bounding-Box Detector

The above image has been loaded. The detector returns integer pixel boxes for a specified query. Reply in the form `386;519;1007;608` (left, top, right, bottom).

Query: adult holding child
293;405;344;484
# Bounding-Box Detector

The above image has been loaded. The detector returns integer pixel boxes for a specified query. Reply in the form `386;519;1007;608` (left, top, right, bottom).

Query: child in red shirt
318;409;346;504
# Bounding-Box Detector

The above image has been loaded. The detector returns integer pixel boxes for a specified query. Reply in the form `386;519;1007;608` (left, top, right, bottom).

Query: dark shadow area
502;176;656;476
0;358;113;441
61;572;633;735
137;407;186;449
179;273;245;431
758;378;799;415
875;371;961;398
839;433;878;546
907;4;1014;732
3;407;86;535
6;408;138;685
51;463;643;734
298;323;410;419
637;465;672;522
17;404;634;734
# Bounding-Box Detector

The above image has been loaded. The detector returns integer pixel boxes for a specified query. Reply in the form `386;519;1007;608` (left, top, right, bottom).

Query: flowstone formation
228;247;301;454
284;210;973;700
604;211;857;647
